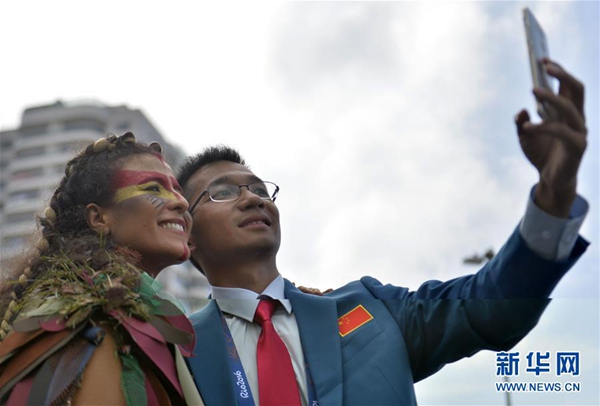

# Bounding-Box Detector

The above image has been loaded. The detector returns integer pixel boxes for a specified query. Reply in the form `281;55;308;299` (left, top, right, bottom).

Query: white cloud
266;2;532;290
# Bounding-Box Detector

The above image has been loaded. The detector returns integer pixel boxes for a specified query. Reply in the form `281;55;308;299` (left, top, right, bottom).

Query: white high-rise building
0;100;209;312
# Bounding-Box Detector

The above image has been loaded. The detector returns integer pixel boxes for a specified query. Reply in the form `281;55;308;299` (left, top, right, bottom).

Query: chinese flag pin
338;305;374;337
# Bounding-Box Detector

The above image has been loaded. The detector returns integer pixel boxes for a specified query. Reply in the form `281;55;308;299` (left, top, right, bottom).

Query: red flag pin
338;305;374;337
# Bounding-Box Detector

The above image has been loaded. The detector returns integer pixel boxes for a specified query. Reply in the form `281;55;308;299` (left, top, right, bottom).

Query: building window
2;235;28;251
9;190;40;202
64;120;106;134
52;164;65;175
56;142;75;152
4;212;36;224
10;167;43;181
21;125;48;137
116;121;130;131
16;146;45;158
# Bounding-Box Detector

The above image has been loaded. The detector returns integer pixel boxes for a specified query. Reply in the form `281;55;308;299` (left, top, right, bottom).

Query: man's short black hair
177;145;247;194
177;145;247;274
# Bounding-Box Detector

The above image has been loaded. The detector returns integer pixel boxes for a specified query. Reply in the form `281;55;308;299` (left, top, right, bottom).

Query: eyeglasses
188;181;279;213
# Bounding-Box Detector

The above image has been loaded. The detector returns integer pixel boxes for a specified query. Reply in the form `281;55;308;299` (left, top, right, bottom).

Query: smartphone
523;7;558;121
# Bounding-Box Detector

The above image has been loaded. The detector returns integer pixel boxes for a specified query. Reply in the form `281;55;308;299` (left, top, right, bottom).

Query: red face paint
113;170;182;191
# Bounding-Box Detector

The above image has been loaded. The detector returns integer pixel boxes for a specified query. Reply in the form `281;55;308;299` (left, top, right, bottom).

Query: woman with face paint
0;133;199;405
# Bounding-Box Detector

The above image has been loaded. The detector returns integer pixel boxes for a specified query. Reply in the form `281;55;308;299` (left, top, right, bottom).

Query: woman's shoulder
0;322;126;405
1;250;194;405
71;324;127;405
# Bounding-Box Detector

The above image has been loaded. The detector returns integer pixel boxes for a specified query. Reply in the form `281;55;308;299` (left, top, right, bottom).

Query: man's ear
85;203;111;235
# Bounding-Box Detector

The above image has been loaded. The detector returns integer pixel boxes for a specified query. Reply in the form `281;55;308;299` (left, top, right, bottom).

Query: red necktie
254;299;301;406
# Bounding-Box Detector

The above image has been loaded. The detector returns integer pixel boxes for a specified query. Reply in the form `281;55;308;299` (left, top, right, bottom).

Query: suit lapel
187;301;237;406
284;279;343;406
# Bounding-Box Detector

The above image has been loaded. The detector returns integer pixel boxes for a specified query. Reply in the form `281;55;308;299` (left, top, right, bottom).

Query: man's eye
213;189;234;198
253;187;269;197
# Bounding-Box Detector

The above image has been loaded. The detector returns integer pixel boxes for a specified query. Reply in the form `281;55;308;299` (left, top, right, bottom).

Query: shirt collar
212;275;292;321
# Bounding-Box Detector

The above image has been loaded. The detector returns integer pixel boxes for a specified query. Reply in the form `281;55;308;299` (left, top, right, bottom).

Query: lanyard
218;307;319;406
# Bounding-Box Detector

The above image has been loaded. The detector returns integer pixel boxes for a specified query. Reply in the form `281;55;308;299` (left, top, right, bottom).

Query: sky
1;1;598;404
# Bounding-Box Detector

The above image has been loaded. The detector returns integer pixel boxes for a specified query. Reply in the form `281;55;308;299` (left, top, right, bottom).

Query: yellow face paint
113;181;177;203
112;170;183;204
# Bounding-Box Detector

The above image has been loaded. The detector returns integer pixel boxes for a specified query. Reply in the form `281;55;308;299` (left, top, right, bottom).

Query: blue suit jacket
187;228;588;405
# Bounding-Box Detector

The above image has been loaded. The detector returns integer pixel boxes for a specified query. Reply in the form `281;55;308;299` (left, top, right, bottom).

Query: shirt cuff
519;186;589;261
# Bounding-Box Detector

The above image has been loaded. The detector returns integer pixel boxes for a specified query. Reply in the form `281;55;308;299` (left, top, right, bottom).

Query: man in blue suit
177;60;589;405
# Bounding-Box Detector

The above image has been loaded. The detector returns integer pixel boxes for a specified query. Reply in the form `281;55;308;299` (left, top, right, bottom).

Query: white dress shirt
520;187;588;260
212;276;309;406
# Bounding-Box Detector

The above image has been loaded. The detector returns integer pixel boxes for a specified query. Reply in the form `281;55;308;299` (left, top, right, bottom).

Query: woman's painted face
102;154;192;276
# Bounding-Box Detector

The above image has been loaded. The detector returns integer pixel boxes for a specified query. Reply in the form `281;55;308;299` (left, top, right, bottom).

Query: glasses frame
188;181;279;213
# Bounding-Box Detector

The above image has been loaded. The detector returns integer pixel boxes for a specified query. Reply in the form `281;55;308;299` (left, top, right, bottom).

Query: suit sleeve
361;226;589;382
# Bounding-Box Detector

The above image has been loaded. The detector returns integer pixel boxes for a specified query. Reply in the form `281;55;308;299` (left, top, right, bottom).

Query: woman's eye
144;184;161;192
